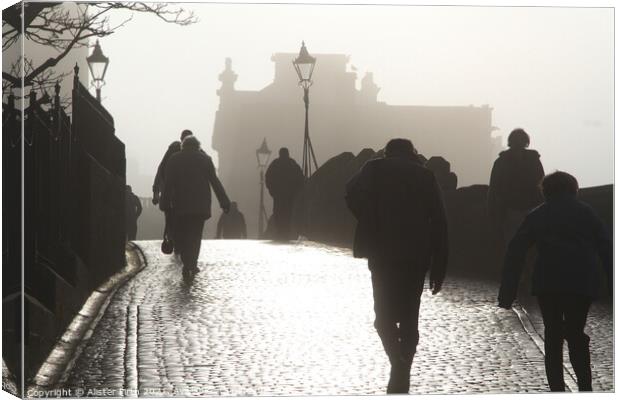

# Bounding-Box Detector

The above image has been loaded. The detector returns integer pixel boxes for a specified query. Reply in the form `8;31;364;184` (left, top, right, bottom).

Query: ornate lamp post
86;39;109;102
256;138;272;238
292;41;318;179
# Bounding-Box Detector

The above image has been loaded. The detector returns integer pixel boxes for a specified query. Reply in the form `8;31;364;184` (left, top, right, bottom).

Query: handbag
161;234;174;255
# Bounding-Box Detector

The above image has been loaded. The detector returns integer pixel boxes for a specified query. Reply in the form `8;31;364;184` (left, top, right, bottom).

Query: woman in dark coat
487;128;545;246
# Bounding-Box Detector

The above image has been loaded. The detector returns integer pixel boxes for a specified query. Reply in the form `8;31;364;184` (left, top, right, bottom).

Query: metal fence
2;65;126;383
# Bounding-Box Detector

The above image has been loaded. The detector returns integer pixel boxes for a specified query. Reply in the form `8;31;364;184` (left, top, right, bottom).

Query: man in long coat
265;147;304;240
346;138;449;394
162;135;230;278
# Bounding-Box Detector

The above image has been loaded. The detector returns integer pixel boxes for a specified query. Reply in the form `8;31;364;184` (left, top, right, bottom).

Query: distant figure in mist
498;171;612;392
487;128;544;246
425;156;457;193
345;138;449;394
216;202;247;239
265;147;304;240
162;135;231;279
125;185;142;241
152;129;194;250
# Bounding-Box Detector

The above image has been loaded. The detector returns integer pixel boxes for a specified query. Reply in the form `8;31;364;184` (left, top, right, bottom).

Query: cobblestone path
63;240;613;396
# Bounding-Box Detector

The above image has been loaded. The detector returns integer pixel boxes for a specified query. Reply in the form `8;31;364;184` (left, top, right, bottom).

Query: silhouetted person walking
346;138;449;394
125;185;142;241
265;148;304;240
153;129;194;251
498;171;612;392
162;135;231;279
488;128;544;246
426;156;457;193
216;201;247;239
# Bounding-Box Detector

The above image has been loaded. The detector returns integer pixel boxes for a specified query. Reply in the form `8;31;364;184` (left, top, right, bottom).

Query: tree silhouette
2;2;196;93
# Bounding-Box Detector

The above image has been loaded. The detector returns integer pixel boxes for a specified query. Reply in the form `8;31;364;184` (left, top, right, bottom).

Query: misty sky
95;3;613;196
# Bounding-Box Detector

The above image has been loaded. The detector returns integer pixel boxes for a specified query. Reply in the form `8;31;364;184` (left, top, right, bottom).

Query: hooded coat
265;156;305;201
488;148;545;217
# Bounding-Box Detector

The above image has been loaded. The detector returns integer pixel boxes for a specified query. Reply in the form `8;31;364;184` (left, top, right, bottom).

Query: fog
96;3;613;196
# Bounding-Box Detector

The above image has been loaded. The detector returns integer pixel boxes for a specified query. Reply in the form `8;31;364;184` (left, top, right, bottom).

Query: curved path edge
26;242;148;397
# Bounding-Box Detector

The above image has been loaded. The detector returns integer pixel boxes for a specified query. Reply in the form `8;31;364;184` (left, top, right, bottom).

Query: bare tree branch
2;2;197;91
3;72;20;86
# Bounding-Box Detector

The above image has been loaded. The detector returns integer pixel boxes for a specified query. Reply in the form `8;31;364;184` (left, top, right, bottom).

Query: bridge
33;240;613;396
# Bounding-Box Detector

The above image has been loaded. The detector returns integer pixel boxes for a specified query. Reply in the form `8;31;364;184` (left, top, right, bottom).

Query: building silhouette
212;53;500;237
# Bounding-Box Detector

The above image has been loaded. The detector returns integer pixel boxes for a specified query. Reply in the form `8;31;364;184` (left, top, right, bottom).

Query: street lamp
256;138;272;238
292;41;318;178
86;39;109;102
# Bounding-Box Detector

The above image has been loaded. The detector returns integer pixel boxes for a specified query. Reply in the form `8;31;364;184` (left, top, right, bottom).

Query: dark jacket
265;156;304;200
498;195;612;305
345;156;449;276
125;190;142;220
488;148;544;218
153;140;182;196
162;148;230;218
216;208;247;239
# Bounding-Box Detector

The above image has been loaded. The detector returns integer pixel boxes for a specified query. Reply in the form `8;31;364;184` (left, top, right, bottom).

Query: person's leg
397;267;426;363
281;200;294;240
186;218;205;272
272;197;284;239
538;295;566;392
164;210;171;239
370;265;400;365
384;267;426;394
175;215;191;269
370;262;408;394
128;221;137;241
562;295;592;391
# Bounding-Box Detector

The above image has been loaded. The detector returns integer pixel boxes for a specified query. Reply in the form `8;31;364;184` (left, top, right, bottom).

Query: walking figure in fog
162;135;231;280
487;128;544;246
498;171;612;392
152;129;195;251
425;156;457;193
216;201;247;239
125;185;142;241
265;147;304;240
345;138;449;394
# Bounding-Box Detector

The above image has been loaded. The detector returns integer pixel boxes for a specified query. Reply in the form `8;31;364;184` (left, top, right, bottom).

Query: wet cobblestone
63;240;613;396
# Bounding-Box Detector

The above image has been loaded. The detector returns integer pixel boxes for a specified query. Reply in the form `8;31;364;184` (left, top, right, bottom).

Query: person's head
384;138;417;158
426;156;450;175
180;129;193;141
541;171;579;201
126;185;132;192
230;201;238;210
279;147;290;159
507;128;530;149
181;135;200;151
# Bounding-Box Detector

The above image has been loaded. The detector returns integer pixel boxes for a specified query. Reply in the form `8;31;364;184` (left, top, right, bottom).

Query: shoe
386;357;411;394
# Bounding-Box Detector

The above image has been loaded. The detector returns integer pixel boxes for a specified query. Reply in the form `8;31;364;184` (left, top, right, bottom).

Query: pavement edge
25;242;148;397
